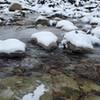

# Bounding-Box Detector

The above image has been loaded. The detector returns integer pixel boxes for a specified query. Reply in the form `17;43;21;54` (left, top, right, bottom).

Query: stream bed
0;13;100;100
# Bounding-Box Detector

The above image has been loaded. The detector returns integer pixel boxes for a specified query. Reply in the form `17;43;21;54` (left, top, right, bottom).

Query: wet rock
0;51;26;58
74;63;99;81
47;13;67;19
0;87;14;100
95;64;100;77
52;74;81;100
64;42;92;53
0;74;52;100
35;16;49;26
9;3;22;12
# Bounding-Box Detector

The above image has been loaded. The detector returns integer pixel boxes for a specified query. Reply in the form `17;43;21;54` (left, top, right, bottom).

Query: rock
0;51;26;58
35;16;49;26
61;30;100;53
0;39;26;58
31;31;58;50
56;20;78;31
65;42;92;53
9;3;22;11
95;64;100;77
84;95;100;100
47;13;67;19
74;63;99;81
0;74;52;100
52;74;81;100
80;81;100;93
0;87;14;100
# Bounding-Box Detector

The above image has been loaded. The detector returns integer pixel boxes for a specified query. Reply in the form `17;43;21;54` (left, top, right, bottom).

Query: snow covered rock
61;30;100;52
9;3;22;11
49;20;57;26
90;17;100;25
0;39;26;57
35;16;49;26
80;16;90;23
31;31;58;50
56;20;78;31
91;26;100;38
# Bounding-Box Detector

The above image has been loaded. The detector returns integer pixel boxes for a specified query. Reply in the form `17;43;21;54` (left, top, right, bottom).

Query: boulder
9;3;22;11
61;30;100;53
35;16;49;26
31;31;58;50
65;42;92;53
56;20;78;31
0;39;26;58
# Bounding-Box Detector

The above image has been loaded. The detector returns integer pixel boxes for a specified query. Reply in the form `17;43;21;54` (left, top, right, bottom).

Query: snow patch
22;84;47;100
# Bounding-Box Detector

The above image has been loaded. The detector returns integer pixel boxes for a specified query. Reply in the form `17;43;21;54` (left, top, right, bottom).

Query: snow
35;15;48;22
0;39;26;53
90;17;100;25
76;0;80;6
31;31;58;47
49;20;57;26
56;20;78;31
0;0;100;52
91;26;100;38
22;84;47;100
61;30;100;49
81;16;90;23
0;0;100;23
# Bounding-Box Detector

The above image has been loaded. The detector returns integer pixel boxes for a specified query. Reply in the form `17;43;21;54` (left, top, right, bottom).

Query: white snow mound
61;30;100;49
56;20;78;31
91;26;100;38
31;31;58;47
0;39;26;53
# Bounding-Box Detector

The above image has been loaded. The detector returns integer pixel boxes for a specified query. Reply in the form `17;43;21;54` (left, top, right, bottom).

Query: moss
62;87;81;100
52;74;80;91
80;81;100;93
85;95;100;100
0;74;52;100
51;74;81;100
40;92;53;100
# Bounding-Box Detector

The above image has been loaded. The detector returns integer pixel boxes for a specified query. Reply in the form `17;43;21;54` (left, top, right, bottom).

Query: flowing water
0;13;100;100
